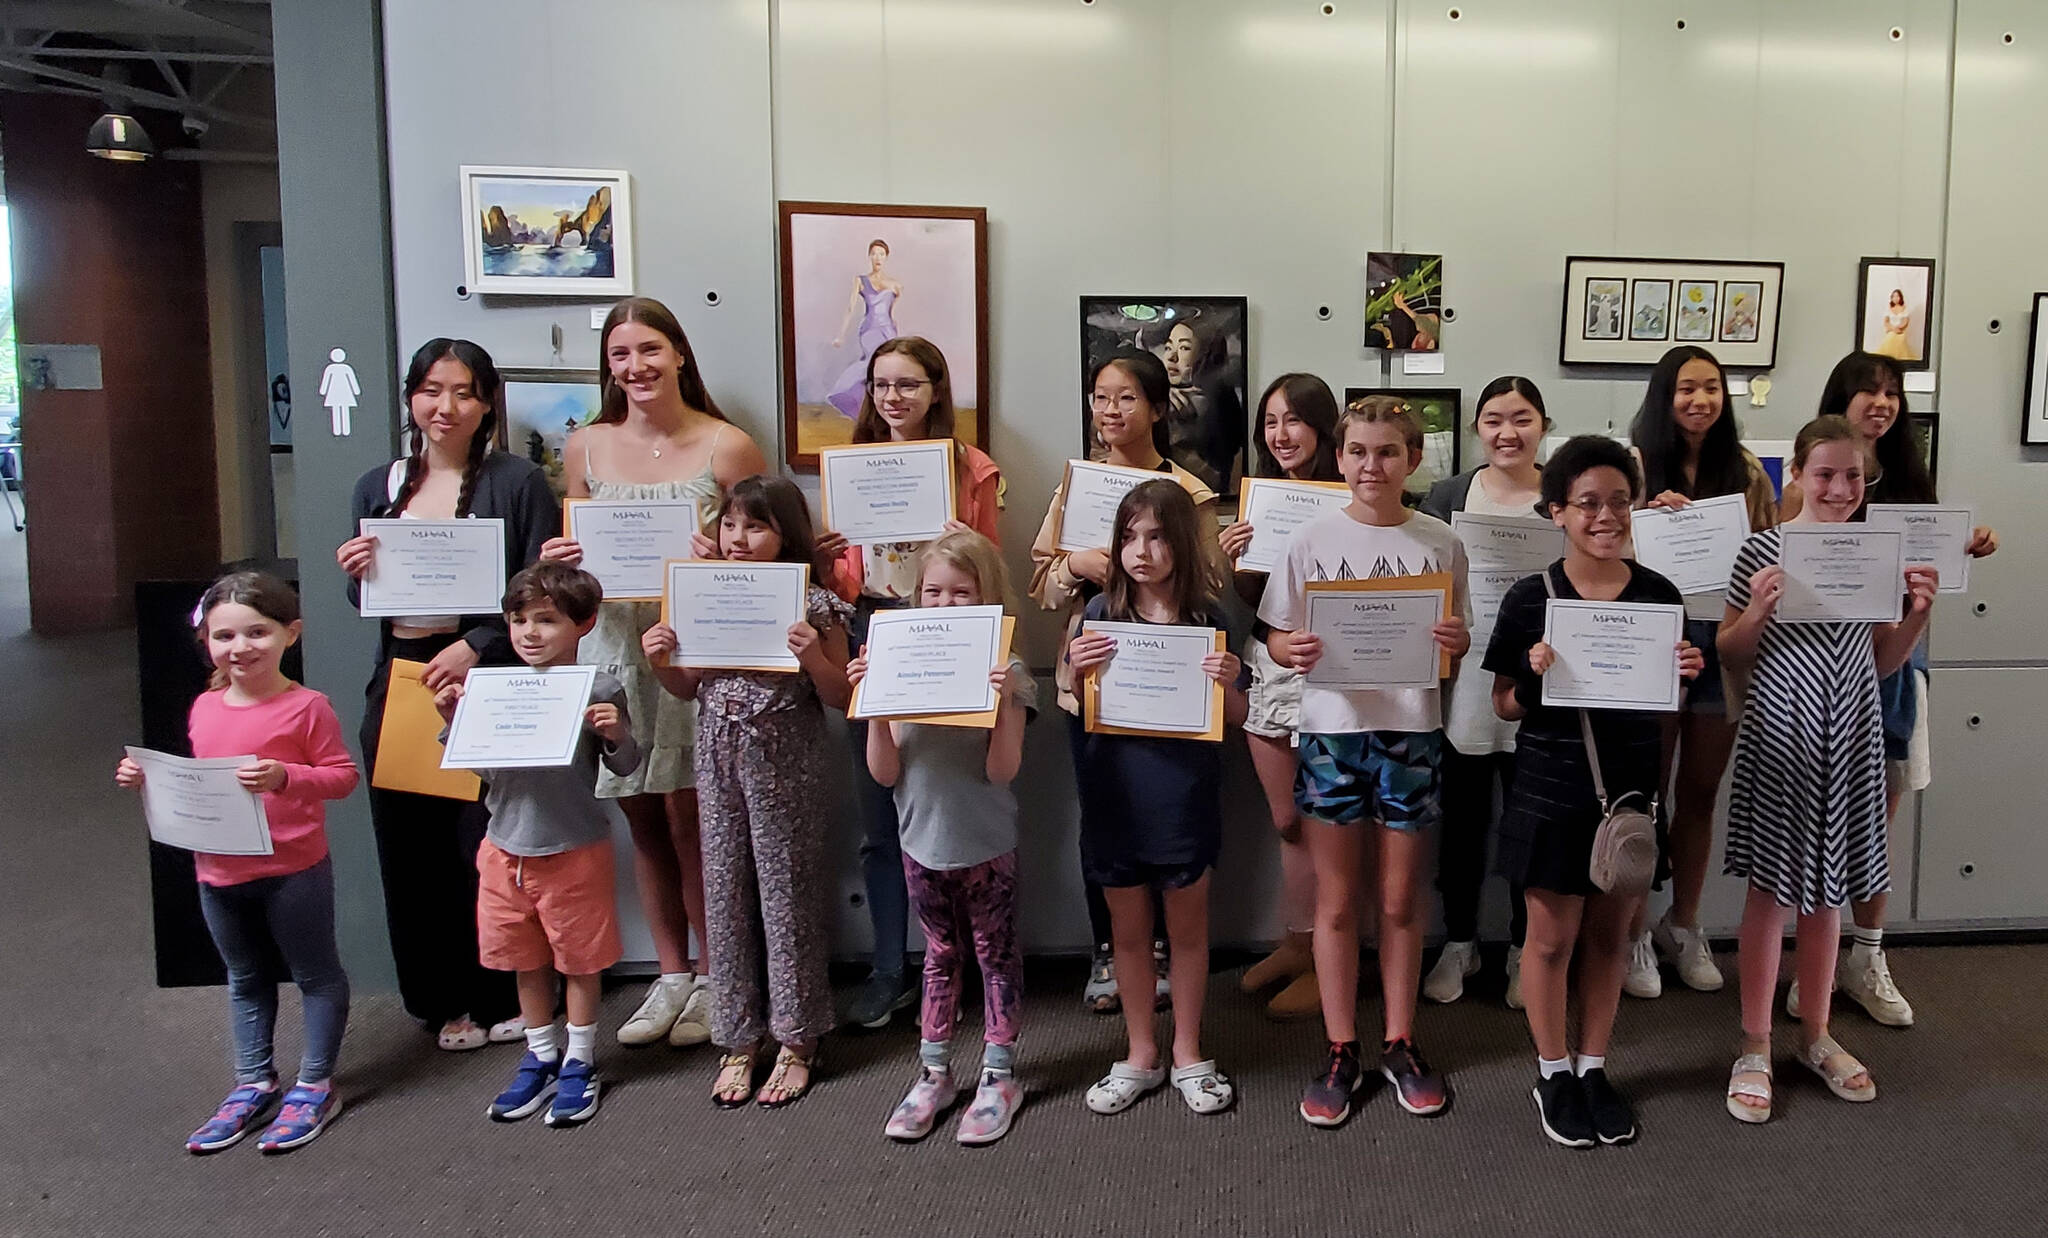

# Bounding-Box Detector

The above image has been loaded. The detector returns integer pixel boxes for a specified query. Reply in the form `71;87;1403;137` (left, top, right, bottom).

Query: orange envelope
370;659;482;801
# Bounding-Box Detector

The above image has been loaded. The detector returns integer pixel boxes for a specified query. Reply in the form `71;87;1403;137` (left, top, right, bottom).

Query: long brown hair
1102;479;1215;624
851;336;957;445
595;296;726;425
1252;373;1341;481
195;571;300;691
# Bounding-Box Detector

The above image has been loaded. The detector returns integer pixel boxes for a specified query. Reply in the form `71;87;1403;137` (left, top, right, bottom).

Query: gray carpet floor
4;525;2048;1237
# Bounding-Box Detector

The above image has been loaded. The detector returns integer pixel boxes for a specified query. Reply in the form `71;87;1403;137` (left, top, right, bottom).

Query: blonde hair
914;528;1011;610
1339;394;1423;454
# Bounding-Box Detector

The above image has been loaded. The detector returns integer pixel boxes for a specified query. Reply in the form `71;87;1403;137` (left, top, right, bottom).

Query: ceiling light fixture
87;109;155;161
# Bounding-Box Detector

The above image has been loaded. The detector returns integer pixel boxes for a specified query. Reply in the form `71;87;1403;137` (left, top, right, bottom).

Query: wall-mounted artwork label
500;369;603;497
18;344;103;391
1081;295;1249;494
779;202;989;471
1561;257;1783;368
319;348;359;437
459;166;634;297
1364;252;1442;351
1856;257;1935;371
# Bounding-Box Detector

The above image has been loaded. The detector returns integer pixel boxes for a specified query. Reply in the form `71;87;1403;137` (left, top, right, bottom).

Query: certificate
1540;600;1686;711
1054;460;1162;552
849;604;1008;722
1452;513;1563;652
1630;493;1752;596
124;747;274;856
1235;478;1353;573
660;560;809;671
357;518;507;618
819;440;956;545
1083;621;1225;740
1865;504;1972;595
1303;573;1451;689
441;665;599;770
1778;527;1905;624
564;498;705;602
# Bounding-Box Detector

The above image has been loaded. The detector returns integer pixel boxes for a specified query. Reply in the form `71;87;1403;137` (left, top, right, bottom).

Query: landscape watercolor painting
501;370;603;496
460;166;634;296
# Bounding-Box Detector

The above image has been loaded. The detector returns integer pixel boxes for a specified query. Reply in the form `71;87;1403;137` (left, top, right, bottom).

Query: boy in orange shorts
436;562;641;1127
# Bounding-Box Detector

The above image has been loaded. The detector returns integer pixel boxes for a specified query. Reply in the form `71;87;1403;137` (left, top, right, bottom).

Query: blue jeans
849;599;908;979
197;857;351;1085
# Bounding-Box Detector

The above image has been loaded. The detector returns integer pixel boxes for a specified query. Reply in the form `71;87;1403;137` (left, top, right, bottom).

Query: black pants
360;635;517;1028
1436;745;1526;946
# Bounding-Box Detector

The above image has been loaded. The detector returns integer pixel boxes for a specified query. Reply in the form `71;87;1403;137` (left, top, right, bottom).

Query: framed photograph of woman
778;202;989;470
459;166;634;297
1080;296;1250;494
1856;257;1936;371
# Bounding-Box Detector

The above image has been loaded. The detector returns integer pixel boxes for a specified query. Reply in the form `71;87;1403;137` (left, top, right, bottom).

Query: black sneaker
1379;1038;1451;1116
1577;1068;1638;1145
847;971;916;1029
1299;1041;1364;1127
1532;1072;1596;1148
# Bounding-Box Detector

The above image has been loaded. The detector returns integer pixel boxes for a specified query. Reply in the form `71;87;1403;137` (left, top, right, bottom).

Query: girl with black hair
1623;345;1775;1001
335;338;557;1052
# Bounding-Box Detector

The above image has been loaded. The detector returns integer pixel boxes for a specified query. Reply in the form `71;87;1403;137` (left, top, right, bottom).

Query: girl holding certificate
335;339;555;1053
1777;351;2000;1029
542;297;770;1052
1418;375;1552;1009
1625;345;1778;1001
1065;480;1247;1117
829;336;1004;1032
1718;417;1937;1124
1483;438;1703;1148
115;573;360;1154
642;476;852;1109
1219;373;1342;1021
1029;350;1224;1016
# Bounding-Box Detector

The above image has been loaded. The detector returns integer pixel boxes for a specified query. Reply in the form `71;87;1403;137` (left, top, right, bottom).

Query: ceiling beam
0;52;273;129
1;46;272;65
0;1;269;52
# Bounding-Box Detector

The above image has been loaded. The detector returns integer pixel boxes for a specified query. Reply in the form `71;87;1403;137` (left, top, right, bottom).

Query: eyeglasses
1090;393;1142;413
868;379;931;398
1564;497;1634;516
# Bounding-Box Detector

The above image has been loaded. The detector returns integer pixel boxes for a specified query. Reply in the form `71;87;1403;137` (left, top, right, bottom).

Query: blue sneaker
545;1058;602;1127
186;1081;280;1154
488;1051;560;1122
255;1084;342;1153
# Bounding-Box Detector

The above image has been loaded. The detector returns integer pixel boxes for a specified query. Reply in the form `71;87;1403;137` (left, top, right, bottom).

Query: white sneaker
617;975;691;1046
1651;912;1725;992
1623;932;1662;999
668;978;713;1047
1784;974;1829;1020
1422;940;1480;1004
1838;948;1915;1027
1504;945;1525;1011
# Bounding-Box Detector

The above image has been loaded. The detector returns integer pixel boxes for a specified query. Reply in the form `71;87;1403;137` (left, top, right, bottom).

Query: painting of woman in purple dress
823;240;903;416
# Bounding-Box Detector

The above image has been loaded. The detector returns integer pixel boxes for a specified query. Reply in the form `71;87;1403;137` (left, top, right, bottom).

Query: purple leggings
904;850;1023;1048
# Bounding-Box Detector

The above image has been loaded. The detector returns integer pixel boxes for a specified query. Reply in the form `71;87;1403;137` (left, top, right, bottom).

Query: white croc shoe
1085;1061;1167;1115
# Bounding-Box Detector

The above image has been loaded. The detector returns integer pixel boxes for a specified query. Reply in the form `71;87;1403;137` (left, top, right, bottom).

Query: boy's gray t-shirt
477;670;641;857
892;657;1037;871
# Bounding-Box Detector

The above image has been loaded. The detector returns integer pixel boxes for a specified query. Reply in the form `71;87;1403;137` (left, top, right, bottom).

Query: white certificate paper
1865;504;1972;595
441;665;599;770
1055;460;1161;552
1236;479;1353;573
1540;600;1686;711
662;560;809;671
1778;527;1906;624
854;605;1005;718
565;499;705;602
1304;588;1446;690
357;518;508;618
820;440;956;545
1452;513;1563;651
125;747;274;856
1631;493;1752;596
1085;621;1220;734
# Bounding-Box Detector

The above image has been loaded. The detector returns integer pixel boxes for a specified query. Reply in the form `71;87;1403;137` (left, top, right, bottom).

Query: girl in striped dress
1717;417;1937;1125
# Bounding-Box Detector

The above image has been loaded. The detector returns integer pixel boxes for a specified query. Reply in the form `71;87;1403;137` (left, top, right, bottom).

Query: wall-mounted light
86;110;154;162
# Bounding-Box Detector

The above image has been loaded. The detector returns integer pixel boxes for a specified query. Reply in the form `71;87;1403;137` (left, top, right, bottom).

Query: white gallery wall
382;0;2047;952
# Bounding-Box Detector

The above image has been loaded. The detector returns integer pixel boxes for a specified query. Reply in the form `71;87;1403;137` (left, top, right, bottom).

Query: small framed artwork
459;166;633;297
499;369;603;498
1080;296;1250;494
1345;386;1461;497
1856;257;1936;371
2020;293;2048;444
1908;411;1940;481
1561;257;1784;367
779;202;990;470
1364;252;1443;351
1629;279;1672;341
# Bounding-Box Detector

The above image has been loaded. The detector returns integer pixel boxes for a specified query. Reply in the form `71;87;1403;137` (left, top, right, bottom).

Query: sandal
756;1046;818;1109
1169;1060;1236;1115
436;1016;488;1052
1084;1060;1166;1115
1726;1052;1773;1124
712;1049;759;1109
1801;1034;1877;1103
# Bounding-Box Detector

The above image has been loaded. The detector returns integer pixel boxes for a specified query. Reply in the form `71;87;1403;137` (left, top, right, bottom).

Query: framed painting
1346;386;1461;497
1908;411;1940;482
1561;257;1784;367
2025;293;2048;445
779;201;989;471
499;368;603;498
459;166;633;297
1364;252;1443;351
1080;296;1250;494
1856;257;1936;371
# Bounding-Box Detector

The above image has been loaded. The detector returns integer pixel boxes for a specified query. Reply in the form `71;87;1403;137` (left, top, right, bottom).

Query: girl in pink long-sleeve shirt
117;572;360;1155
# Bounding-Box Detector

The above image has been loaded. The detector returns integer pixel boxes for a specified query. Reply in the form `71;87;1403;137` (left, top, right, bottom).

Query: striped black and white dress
1723;528;1890;913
